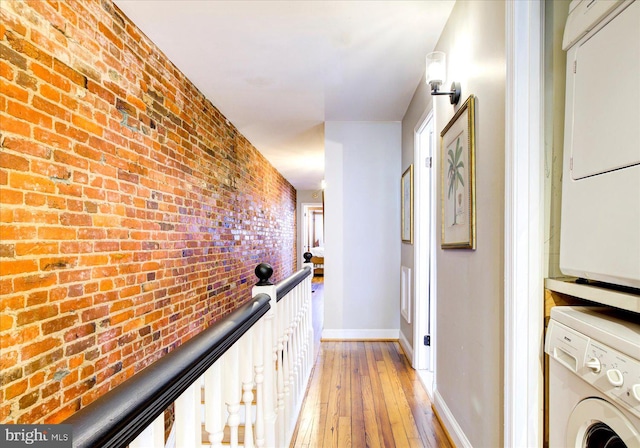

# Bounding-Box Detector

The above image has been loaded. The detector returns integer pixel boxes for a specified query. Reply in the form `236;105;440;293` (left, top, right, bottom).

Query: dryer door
567;398;640;447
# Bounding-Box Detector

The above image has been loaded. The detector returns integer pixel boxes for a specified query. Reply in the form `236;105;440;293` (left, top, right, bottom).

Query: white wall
324;122;401;338
400;1;507;446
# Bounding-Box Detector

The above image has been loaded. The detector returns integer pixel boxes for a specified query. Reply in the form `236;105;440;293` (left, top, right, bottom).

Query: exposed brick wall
0;0;296;424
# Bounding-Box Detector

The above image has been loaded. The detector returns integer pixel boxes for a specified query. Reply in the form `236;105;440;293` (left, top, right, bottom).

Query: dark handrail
276;266;312;301
65;293;271;448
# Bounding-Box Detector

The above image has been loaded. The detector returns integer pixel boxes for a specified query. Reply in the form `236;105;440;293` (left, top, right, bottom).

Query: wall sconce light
426;51;461;105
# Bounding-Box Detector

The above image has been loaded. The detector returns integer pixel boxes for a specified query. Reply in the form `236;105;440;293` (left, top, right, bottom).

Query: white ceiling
114;0;455;190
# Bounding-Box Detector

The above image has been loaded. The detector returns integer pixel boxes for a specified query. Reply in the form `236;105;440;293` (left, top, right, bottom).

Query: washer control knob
606;369;624;387
632;384;640;402
585;357;601;373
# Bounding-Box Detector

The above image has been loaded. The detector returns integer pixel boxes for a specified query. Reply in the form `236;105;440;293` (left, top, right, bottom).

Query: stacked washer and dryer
545;0;640;447
546;308;640;447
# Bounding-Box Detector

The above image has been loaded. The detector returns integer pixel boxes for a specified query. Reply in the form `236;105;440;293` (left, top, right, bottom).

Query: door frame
504;1;544;446
412;108;437;373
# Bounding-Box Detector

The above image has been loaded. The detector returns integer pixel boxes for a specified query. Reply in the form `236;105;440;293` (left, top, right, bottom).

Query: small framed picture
401;165;413;244
441;95;476;249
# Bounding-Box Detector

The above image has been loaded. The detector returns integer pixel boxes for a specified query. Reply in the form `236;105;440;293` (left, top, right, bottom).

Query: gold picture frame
441;95;476;249
401;164;413;244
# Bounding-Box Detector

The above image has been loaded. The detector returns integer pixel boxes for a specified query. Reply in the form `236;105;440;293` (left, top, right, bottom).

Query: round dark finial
255;263;274;286
303;252;313;263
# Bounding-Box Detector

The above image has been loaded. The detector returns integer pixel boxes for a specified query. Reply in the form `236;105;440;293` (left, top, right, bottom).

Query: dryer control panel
546;319;640;419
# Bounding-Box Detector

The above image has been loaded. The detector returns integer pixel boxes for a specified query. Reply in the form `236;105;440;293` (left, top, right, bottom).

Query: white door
413;110;436;373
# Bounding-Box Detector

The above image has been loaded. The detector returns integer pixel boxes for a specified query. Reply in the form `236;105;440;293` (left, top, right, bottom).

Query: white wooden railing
65;263;314;448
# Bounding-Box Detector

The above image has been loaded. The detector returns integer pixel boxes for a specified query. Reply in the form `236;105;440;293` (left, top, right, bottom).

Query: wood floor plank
376;357;411;447
389;343;453;448
364;343;396;448
380;342;423;443
349;342;366;448
290;341;452;448
322;342;343;448
361;374;383;448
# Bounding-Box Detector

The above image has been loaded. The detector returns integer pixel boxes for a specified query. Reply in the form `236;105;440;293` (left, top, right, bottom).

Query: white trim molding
504;1;544;448
398;330;413;361
433;390;472;448
321;329;399;340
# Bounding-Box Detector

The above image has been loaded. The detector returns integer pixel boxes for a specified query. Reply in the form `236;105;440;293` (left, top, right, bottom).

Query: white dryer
545;306;640;447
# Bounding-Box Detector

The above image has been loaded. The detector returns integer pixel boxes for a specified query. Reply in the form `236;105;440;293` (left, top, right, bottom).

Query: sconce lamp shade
426;51;461;105
426;51;446;86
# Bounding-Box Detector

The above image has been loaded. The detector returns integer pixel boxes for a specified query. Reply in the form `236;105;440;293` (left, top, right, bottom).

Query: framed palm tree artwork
440;95;476;249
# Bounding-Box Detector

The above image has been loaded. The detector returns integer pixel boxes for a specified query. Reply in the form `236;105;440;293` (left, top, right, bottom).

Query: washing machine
545;306;640;447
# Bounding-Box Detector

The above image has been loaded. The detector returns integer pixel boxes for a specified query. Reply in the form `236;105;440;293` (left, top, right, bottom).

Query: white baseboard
321;329;399;340
433;389;472;448
398;330;413;363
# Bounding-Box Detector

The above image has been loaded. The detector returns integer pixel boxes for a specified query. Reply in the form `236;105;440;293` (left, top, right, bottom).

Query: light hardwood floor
290;340;453;448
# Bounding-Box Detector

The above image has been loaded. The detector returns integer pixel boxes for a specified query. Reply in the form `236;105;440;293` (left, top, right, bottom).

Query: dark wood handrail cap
255;263;274;286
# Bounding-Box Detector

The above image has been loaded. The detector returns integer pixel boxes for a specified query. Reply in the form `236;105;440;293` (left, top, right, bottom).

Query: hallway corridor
290;340;452;447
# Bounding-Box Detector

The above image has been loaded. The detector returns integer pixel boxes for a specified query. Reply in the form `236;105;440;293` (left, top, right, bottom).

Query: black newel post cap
303;252;312;263
255;263;274;286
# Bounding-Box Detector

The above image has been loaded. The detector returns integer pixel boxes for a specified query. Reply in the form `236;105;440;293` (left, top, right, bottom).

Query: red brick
0;59;14;80
0;78;29;102
14;208;58;224
33;95;71;121
0;314;14;331
7;101;53;128
0;113;31;137
54;122;89;142
1;325;39;350
0;152;29;171
13;273;57;292
0;259;38;276
81;305;108;323
10;172;55;193
39;83;61;102
59;297;92;314
17;304;58;326
41;315;79;335
58;269;91;284
31;62;70;92
53;58;87;87
15;242;58;256
16;71;38;91
26;291;48;307
3;136;52;159
0;188;23;204
17;396;61;423
5;378;28;400
72;114;103;136
38;227;77;240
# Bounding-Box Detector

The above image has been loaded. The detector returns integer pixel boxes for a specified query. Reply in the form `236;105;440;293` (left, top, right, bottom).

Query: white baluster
289;291;298;405
175;380;201;447
224;345;241;448
130;412;164;448
276;299;286;446
305;276;313;378
262;302;277;447
204;358;225;448
253;318;265;448
285;292;295;430
240;331;255;448
296;286;304;395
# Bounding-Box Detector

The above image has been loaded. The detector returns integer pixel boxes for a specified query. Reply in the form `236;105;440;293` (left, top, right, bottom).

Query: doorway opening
302;204;324;253
413;109;437;397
